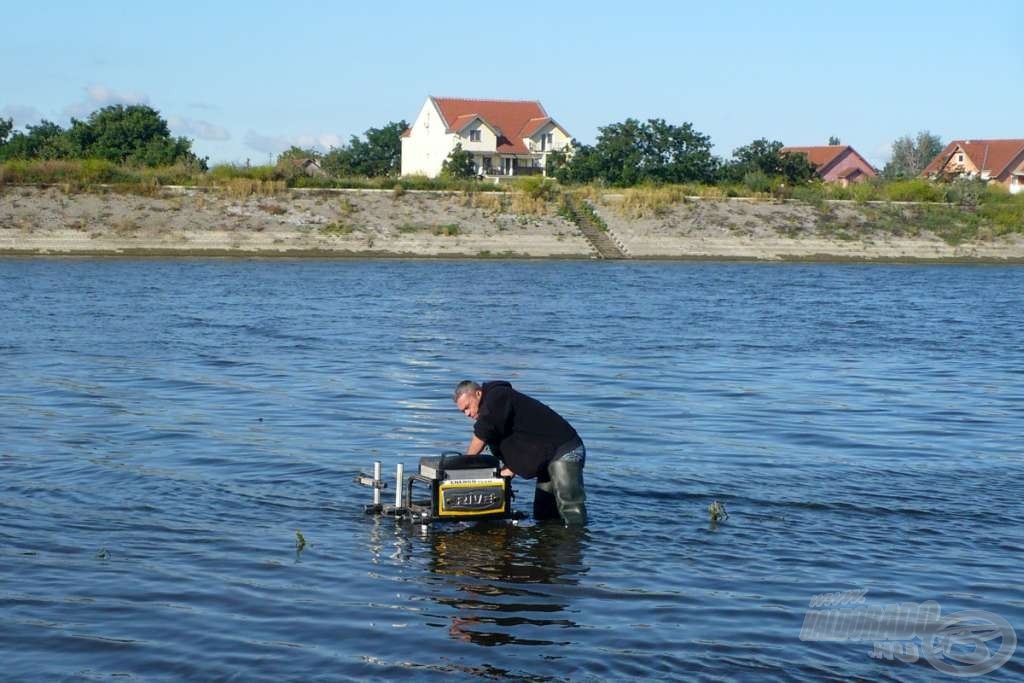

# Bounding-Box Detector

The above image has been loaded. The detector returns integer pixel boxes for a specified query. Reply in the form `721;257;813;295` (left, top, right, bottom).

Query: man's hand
500;468;514;478
466;435;486;456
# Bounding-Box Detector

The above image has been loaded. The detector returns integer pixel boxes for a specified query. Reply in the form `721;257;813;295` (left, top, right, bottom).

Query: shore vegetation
2;105;1021;243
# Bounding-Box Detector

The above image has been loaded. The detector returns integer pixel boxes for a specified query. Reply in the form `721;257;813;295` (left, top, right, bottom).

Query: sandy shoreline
1;186;1022;262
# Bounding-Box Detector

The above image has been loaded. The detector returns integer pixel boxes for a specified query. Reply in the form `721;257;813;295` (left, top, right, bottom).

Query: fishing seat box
412;453;511;520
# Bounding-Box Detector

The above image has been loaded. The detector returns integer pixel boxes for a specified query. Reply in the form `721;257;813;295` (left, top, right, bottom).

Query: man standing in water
453;380;586;525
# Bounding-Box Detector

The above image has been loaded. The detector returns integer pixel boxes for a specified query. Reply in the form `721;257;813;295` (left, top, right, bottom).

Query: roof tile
431;97;553;154
922;139;1024;179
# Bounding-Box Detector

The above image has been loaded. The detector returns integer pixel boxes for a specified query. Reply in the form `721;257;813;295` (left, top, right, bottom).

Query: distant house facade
292;158;325;177
921;139;1024;195
400;96;571;179
781;145;878;186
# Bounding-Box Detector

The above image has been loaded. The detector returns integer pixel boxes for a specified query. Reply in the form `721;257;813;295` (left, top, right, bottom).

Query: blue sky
2;1;1021;168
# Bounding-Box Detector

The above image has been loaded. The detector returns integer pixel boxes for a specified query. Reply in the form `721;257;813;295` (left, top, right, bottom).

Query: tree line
0;105;204;169
541;121;943;186
1;104;946;187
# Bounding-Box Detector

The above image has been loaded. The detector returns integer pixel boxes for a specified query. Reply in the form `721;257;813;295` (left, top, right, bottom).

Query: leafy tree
550;118;718;186
0;120;75;161
348;120;407;177
65;104;202;167
276;145;320;165
544;146;568;178
441;143;475;179
638;118;719;184
828;136;841;145
548;139;600;184
321;120;408;177
320;146;353;177
725;138;817;184
0;118;12;145
273;145;322;178
883;131;944;179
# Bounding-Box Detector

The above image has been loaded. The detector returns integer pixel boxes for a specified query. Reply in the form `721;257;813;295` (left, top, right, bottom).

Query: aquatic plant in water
708;500;729;523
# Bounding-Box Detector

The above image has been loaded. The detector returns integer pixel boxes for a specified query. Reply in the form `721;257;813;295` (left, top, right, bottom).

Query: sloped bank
0;186;594;258
1;186;1022;261
590;195;1024;262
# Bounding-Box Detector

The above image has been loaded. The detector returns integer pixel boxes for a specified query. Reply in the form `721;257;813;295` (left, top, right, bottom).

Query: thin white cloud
873;142;893;166
244;130;292;155
63;84;151;118
169;116;231;141
1;104;43;128
296;133;342;150
244;129;343;154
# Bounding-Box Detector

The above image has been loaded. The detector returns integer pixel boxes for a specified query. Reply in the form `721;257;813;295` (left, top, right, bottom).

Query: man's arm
466;435;487;456
466;435;513;476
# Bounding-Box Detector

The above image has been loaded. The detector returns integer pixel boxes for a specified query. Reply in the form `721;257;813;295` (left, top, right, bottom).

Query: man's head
453;380;482;419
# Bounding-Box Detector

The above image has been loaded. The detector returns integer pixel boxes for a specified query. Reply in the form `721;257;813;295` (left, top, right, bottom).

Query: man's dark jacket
473;381;581;479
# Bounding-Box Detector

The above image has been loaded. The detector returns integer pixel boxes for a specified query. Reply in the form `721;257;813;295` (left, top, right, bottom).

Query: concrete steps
561;195;630;259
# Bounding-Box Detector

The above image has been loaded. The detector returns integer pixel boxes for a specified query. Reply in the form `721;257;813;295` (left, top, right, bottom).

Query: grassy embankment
2;160;1022;245
0;159;506;195
574;179;1024;245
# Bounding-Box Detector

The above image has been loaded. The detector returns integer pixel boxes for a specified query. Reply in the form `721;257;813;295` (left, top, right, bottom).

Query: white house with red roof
921;139;1024;194
400;96;572;179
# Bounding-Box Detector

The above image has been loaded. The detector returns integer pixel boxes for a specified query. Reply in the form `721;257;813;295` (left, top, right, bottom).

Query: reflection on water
1;259;1023;681
425;523;586;647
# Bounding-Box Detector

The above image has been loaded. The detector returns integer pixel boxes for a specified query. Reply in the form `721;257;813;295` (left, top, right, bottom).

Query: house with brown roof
781;145;878;186
400;96;571;179
921;139;1024;194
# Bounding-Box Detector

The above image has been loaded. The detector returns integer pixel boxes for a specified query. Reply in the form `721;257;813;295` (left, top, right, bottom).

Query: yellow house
922;139;1024;194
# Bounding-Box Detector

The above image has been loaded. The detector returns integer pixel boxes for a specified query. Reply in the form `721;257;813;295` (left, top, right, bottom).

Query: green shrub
432;223;460;236
742;170;773;194
791;184;826;207
320;221;355;235
80;159;123;184
883;179;946;203
946;178;985;209
205;164;282;183
848;180;882;203
515;175;559;201
977;187;1024;234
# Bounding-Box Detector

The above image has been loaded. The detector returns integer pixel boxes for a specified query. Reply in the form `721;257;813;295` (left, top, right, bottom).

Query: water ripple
1;259;1022;681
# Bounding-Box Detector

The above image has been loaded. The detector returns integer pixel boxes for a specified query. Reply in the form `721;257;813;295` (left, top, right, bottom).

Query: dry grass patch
462;192;507;212
618;186;686;217
259;202;287;215
510;193;551;216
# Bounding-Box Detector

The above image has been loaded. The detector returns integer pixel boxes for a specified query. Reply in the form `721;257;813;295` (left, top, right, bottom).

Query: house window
469;129;481;142
958;153;964;163
546;133;553;145
483;157;492;169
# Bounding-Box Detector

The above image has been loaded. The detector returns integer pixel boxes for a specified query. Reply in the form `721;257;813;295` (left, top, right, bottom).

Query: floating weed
295;530;308;552
708;500;729;524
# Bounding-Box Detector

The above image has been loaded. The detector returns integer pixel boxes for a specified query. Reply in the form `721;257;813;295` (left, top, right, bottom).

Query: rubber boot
548;457;587;526
533;474;561;521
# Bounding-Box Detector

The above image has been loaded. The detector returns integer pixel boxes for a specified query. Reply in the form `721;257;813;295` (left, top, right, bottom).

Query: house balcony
481;166;543;177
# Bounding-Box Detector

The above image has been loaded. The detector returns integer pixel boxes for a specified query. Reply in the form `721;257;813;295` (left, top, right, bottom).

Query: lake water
1;258;1022;681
